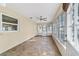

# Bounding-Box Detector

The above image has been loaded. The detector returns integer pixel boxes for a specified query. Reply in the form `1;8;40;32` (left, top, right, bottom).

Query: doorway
37;23;52;36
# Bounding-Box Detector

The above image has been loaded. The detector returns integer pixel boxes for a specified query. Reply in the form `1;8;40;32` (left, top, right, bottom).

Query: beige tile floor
0;36;61;56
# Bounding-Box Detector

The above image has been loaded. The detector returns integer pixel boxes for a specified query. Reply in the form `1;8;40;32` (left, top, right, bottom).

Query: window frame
74;3;79;48
0;13;19;32
67;3;79;51
58;13;66;43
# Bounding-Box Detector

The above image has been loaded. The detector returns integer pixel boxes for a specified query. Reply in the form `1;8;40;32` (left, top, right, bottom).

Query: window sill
52;34;66;49
0;31;18;33
52;34;66;55
67;39;79;54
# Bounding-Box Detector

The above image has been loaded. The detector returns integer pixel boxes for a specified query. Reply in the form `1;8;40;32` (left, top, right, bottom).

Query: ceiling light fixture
36;16;47;21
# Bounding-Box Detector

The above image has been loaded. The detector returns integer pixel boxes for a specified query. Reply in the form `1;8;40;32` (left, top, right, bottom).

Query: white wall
0;5;37;54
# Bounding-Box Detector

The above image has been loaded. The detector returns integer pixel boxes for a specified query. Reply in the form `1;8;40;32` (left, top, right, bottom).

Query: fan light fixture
36;16;47;21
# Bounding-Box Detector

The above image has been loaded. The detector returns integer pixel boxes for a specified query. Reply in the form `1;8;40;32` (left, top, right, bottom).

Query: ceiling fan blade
43;18;47;19
40;19;47;21
36;16;47;21
43;19;47;21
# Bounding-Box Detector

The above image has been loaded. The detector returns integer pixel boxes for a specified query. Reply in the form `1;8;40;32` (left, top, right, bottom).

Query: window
58;13;66;44
52;13;66;45
72;3;79;46
53;24;55;34
67;3;79;51
77;29;79;42
78;4;79;16
0;14;18;32
67;3;75;42
47;24;52;33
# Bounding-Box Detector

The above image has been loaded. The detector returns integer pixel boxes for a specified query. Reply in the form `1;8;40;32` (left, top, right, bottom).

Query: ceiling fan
36;16;47;21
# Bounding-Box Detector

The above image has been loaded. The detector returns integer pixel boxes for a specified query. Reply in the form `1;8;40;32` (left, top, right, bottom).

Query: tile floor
0;36;61;56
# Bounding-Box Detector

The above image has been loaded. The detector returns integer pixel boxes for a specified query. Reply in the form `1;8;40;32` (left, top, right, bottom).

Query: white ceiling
6;3;60;23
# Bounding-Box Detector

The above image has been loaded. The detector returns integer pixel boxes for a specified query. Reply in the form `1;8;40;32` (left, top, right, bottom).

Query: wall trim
52;34;66;56
0;34;37;54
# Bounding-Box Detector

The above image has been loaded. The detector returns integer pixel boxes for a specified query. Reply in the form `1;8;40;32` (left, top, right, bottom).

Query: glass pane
60;15;64;27
74;26;79;44
2;15;18;24
38;25;42;34
77;28;79;42
2;24;17;31
78;4;79;16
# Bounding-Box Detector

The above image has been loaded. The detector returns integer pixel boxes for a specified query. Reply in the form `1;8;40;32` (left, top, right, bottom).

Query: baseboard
0;34;37;54
52;34;66;56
